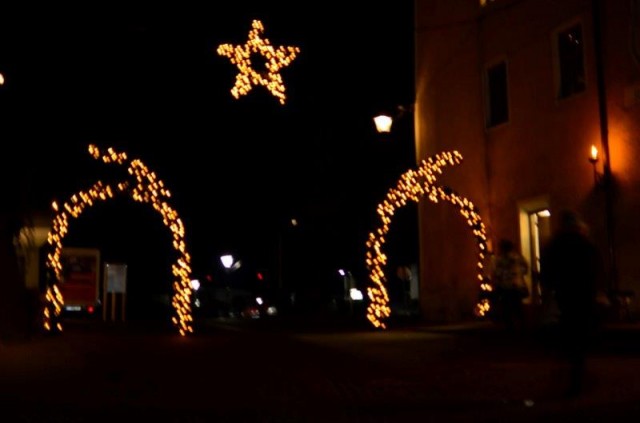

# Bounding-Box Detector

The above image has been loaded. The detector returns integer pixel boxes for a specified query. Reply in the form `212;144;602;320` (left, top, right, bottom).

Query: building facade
414;0;640;323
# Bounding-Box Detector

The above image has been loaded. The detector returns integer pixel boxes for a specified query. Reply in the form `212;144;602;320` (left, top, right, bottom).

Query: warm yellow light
590;145;599;163
0;73;5;85
373;115;393;133
365;151;491;329
43;144;193;336
537;209;551;218
217;19;300;105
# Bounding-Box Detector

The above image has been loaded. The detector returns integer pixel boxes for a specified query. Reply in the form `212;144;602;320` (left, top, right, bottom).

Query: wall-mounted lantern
589;144;604;185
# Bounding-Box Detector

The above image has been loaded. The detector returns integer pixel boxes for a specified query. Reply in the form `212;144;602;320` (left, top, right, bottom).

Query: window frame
552;19;587;100
483;58;510;129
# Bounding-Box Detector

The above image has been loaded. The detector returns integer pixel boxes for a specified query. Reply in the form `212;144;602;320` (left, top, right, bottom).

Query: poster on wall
60;247;101;310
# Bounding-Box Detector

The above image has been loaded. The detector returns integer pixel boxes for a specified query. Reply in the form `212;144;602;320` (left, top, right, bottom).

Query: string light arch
365;151;492;329
43;145;194;336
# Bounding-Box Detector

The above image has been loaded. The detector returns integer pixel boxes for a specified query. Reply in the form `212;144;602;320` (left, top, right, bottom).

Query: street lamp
370;102;422;323
220;254;234;269
220;254;241;317
220;254;241;271
337;269;363;313
373;114;393;133
373;104;414;134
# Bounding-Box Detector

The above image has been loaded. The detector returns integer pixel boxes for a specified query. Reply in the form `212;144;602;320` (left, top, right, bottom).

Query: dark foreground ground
1;315;640;422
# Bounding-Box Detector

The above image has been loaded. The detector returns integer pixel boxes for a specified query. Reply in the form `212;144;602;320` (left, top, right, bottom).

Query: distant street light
220;254;241;271
349;288;364;301
339;269;356;314
220;254;234;269
190;279;200;291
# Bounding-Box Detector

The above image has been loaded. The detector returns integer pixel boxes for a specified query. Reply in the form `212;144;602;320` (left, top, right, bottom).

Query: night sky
0;2;416;311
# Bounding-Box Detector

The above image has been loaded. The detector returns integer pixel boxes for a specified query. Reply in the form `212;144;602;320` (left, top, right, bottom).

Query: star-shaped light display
217;19;300;105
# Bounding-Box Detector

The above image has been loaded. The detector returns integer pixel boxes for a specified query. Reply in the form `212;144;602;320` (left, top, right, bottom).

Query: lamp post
338;268;354;314
372;103;417;177
276;217;298;299
220;254;241;317
371;103;420;313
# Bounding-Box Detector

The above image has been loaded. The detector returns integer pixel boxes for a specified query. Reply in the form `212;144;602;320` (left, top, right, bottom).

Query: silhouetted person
539;210;603;397
490;239;529;331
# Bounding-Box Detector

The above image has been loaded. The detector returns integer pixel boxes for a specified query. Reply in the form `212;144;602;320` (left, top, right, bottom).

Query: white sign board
105;263;127;294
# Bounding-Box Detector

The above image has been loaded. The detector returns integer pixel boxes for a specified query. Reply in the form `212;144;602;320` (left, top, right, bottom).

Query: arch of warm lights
365;151;491;329
43;145;194;336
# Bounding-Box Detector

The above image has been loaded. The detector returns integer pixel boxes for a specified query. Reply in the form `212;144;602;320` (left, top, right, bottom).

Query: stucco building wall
414;0;640;322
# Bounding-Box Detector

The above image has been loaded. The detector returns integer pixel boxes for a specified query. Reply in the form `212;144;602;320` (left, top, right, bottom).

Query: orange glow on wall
607;122;636;183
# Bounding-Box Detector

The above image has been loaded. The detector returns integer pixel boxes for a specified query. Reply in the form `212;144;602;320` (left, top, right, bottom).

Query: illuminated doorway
518;199;552;307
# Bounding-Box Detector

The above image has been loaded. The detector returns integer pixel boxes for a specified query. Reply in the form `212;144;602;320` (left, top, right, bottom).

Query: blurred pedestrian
539;210;604;397
490;238;529;331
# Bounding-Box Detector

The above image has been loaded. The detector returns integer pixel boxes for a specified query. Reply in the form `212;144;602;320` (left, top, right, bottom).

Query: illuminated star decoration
365;151;491;329
217;19;300;105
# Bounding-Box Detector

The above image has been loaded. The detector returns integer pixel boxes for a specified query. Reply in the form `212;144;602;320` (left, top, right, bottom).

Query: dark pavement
1;316;640;422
